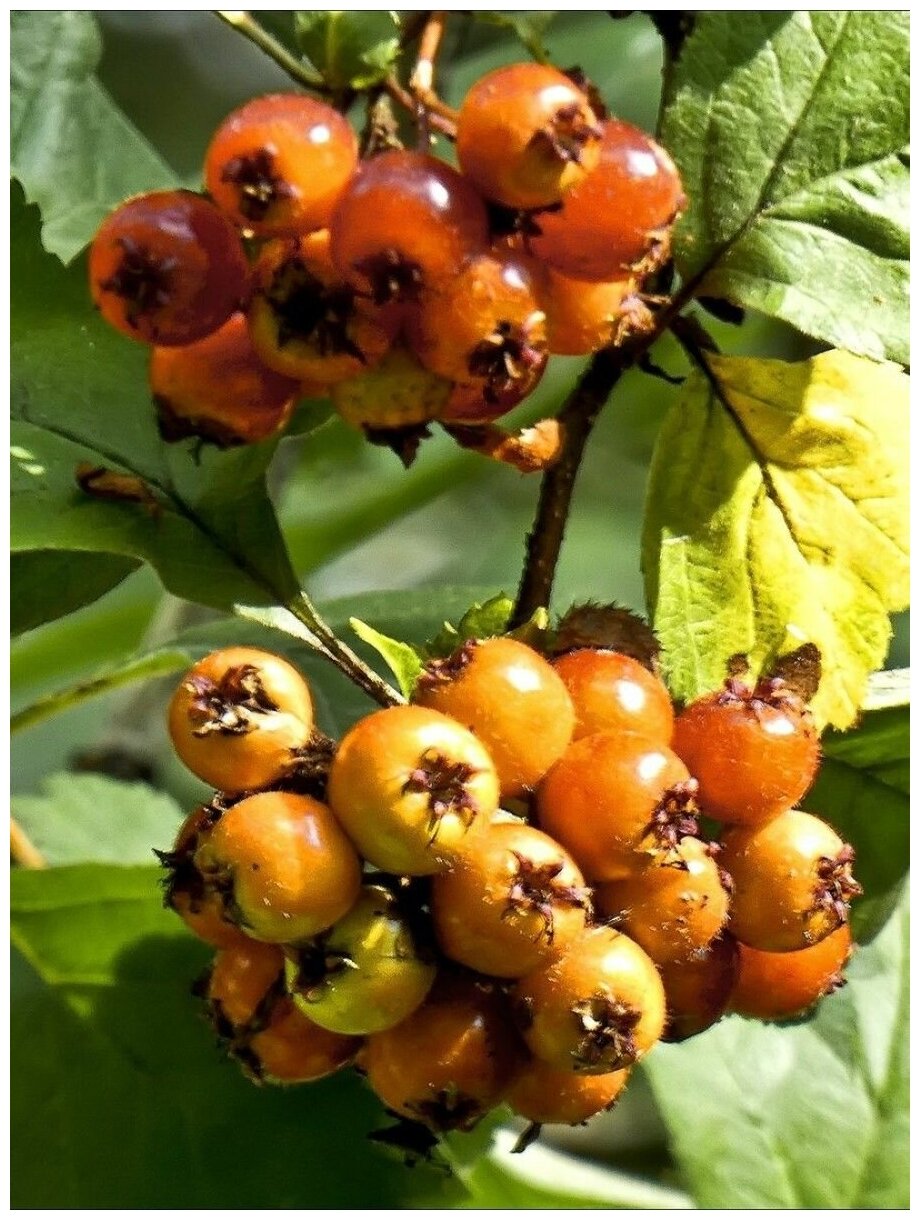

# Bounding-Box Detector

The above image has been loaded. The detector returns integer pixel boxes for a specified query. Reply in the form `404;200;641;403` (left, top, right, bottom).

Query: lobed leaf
645;890;908;1208
10;11;178;263
12;774;184;866
642;349;909;729
662;12;909;364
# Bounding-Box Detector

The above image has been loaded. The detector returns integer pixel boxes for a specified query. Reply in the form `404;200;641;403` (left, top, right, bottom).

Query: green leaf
645;890;908;1208
11;866;453;1208
11;550;139;635
294;11;401;91
810;704;908;940
10;11;177;262
11;187;300;616
12;774;184;866
662;12;909;364
349;618;424;698
473;12;557;62
11;648;189;735
642;349;909;729
447;1123;692;1209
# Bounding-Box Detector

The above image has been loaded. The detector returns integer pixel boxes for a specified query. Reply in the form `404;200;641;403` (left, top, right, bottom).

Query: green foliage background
10;11;909;1209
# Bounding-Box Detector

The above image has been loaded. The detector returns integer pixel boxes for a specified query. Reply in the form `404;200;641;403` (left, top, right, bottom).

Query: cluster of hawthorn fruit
88;63;683;461
160;620;861;1150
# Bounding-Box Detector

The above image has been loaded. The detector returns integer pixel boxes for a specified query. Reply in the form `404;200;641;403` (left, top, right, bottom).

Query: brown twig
409;11;459;122
384;75;457;139
510;350;628;626
11;819;48;869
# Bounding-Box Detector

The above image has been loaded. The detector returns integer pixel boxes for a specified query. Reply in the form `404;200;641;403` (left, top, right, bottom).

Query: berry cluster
160;630;860;1148
88;65;684;455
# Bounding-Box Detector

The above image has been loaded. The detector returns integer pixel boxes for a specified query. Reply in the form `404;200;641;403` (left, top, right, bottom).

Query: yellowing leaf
642;349;908;729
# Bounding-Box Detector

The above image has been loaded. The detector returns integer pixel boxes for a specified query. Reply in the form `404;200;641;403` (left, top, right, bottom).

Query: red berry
89;190;249;345
150;312;299;446
512;926;666;1074
541;269;635;355
205;93;358;237
406;250;547;411
415;637;576;801
159;805;251;950
507;1059;630;1127
731;925;853;1020
530;119;684;280
551;648;674;744
457;63;602;209
658;934;739;1042
720;810;860;952
329;151;489;305
537;734;697;882
430;820;590;978
672;680;820;826
594;837;730;965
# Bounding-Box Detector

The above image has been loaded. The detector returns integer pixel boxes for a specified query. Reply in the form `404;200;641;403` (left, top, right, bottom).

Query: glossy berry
731;925;853;1020
672;679;821;826
285;884;436;1035
542;269;637;356
89;190;249;345
512;926;666;1074
248;231;398;384
159;805;250;950
362;974;522;1132
530;119;684;280
658;934;739;1042
327;705;499;875
536;734;698;882
507;1059;630;1127
594;837;730;965
168;647;314;792
457;63;602;210
329;151;489;305
415;637;575;800
552;648;674;744
193;790;362;943
207;941;360;1084
330;345;453;436
431;820;590;978
720;810;860;952
150;312;299;446
406;251;548;411
205;93;358;237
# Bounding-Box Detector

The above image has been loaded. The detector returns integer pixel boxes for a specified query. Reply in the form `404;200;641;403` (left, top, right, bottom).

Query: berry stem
409;11;459;123
511;349;626;626
384;76;457;139
10;818;48;870
214;12;327;91
286;592;404;708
